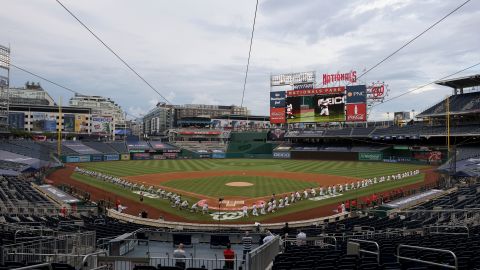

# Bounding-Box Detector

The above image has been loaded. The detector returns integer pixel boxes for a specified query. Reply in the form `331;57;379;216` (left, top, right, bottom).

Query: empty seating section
172;141;226;153
107;142;128;154
0;141;51;161
127;141;152;151
62;141;100;155
41;141;77;155
0;176;55;210
324;128;352;137
419;92;480;116
82;141;118;154
288;144;388;153
351;126;376;136
274;232;480;270
456;147;480;160
285;119;480;139
0;160;27;172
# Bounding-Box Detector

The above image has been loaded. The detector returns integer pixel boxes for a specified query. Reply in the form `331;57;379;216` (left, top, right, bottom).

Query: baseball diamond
46;159;433;223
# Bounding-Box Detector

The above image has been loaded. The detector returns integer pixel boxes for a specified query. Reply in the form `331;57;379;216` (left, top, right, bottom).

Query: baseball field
51;159;435;223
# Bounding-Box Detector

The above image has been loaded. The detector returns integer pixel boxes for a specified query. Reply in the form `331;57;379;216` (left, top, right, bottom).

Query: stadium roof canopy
436;74;480;94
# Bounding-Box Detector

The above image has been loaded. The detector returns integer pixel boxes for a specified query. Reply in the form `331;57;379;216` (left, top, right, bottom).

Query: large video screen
286;94;345;123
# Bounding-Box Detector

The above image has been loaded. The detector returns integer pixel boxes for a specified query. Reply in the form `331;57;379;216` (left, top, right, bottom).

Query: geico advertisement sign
317;95;345;105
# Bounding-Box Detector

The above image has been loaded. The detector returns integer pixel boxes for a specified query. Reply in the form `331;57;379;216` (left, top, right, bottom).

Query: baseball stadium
1;1;480;270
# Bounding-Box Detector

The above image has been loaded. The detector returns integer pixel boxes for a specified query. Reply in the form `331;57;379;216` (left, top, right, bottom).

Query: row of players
74;167;420;216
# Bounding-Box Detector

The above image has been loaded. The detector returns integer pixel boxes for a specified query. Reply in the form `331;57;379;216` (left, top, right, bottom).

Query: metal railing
2;231;97;266
12;263;53;270
283;235;337;250
424;225;470;237
246;236;280;270
397;244;458;269
348;239;380;263
97;256;243;270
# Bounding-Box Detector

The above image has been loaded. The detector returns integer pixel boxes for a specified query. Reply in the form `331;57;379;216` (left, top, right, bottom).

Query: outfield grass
161;175;314;198
78;159;429;178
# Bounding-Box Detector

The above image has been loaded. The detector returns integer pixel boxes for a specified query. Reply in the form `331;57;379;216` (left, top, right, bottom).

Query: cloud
0;0;479;119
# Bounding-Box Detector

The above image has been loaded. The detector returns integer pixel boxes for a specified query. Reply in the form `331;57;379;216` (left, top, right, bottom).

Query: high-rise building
142;103;175;136
174;104;248;119
69;93;125;134
8;82;55;106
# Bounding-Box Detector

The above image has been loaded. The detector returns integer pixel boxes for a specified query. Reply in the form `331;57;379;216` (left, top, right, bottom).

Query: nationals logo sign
346;103;367;122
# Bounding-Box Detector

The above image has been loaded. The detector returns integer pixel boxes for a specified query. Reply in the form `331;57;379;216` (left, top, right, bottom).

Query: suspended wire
55;0;171;104
0;59;79;94
240;0;259;108
370;61;480;109
355;0;471;82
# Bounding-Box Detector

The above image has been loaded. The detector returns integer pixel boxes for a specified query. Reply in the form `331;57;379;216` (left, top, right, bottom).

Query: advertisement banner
346;103;367;122
270;107;286;124
286;87;344;97
163;152;178;159
44;113;57;132
31;112;46;132
359;152;383;161
273;151;291;159
91;116;113;134
64;114;75;132
65;155;91;163
211;153;226;159
75;115;89;133
91;155;103;162
121;154;131;160
270;91;286;108
8;112;24;130
270;71;315;86
346;85;367;103
104;154;120;161
413;151;442;163
286;94;345;123
132;153;150;160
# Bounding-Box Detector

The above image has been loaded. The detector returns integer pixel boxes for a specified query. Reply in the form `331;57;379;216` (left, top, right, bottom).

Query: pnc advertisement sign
346;85;367;103
346;103;367;122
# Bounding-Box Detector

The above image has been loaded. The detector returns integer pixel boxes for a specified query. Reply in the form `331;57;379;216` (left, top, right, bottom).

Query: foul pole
57;97;62;156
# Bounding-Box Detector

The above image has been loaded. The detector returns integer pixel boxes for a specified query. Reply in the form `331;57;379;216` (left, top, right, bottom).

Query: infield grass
161;175;314;198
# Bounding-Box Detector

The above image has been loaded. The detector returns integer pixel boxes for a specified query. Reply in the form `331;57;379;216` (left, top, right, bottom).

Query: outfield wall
108;208;351;231
291;151;358;161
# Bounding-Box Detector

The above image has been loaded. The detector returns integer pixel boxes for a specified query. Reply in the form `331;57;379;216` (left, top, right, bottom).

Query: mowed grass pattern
161;175;314;198
79;159;429;179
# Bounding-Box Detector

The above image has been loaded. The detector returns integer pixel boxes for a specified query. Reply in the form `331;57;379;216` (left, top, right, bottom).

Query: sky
0;0;479;120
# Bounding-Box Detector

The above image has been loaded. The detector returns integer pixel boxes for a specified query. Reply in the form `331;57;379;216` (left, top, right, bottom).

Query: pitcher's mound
225;181;254;187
